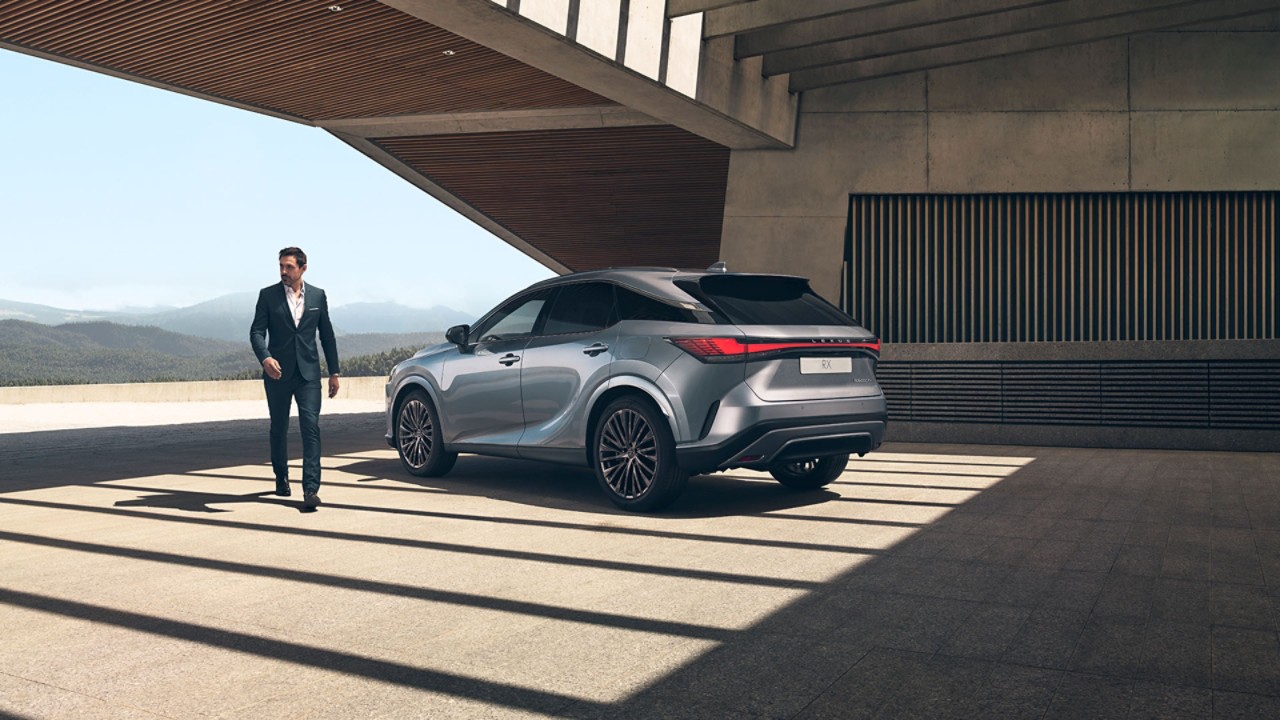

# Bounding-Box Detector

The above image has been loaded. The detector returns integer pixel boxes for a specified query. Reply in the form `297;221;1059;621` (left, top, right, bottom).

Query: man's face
279;256;305;287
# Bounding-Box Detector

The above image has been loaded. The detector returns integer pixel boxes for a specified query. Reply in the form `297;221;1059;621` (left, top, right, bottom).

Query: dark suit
250;282;340;494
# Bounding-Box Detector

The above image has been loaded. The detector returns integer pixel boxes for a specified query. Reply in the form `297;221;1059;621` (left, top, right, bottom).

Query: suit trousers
265;370;323;494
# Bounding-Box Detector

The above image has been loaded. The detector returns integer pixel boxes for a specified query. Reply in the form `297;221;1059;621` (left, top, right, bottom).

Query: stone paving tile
983;567;1061;607
1126;680;1213;719
1042;672;1134;720
1125;522;1172;547
1212;690;1280;719
1003;607;1091;670
939;603;1032;661
867;653;992;720
1211;626;1280;696
1042;570;1107;612
1152;577;1213;624
950;663;1061;720
792;648;926;720
1210;583;1275;630
582;633;865;720
933;562;1013;602
1113;543;1164;576
1063;541;1121;573
1138;620;1213;688
1068;616;1147;678
1091;573;1156;621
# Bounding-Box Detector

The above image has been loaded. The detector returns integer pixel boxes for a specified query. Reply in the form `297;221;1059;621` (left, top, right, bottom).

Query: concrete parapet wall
0;377;387;405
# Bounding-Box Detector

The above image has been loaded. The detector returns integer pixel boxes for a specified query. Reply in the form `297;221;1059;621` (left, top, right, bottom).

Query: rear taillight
669;337;880;362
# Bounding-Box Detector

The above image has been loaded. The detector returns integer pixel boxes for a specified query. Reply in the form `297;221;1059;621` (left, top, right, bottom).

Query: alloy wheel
598;408;658;499
398;398;433;469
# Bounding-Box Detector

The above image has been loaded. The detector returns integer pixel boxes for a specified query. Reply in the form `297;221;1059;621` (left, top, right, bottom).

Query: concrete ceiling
671;0;1280;91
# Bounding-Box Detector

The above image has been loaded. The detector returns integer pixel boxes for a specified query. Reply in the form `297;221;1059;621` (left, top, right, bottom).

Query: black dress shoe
303;492;321;509
275;480;291;497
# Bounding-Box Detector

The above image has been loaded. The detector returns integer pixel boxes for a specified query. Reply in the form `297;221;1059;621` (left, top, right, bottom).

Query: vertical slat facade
846;193;1280;344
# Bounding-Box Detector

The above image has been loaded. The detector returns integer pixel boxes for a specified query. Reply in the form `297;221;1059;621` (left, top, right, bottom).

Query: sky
0;49;554;316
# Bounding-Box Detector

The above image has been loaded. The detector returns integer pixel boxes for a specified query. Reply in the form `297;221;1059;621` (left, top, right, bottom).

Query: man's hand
262;357;283;380
328;374;340;399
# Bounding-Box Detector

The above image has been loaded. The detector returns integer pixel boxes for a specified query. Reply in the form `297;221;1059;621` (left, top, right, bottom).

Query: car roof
525;266;809;304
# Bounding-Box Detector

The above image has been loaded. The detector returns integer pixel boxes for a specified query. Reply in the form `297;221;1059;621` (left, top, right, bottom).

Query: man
250;247;340;510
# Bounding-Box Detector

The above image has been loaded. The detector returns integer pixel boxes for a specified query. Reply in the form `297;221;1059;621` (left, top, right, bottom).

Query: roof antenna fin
707;261;728;273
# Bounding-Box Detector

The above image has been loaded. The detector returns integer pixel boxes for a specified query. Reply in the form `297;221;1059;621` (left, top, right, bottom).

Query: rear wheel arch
586;385;675;466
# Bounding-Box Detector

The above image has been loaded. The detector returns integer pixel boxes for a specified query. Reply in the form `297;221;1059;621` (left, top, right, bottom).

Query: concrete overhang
380;0;796;149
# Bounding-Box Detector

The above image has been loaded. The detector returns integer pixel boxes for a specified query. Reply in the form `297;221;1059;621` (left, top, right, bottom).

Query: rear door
677;275;881;402
518;281;618;455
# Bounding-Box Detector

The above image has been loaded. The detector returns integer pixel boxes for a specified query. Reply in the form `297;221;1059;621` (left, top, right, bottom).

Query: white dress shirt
284;282;305;327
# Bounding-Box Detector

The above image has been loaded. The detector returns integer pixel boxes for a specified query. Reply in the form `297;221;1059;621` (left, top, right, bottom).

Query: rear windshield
676;276;856;327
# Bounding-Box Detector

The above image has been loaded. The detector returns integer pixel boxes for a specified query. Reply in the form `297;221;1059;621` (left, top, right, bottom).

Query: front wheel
768;454;849;489
396;389;457;477
592;397;687;512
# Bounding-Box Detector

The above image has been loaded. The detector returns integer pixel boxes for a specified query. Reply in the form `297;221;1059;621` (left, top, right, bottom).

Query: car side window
541;282;616;335
473;291;549;343
616;286;697;323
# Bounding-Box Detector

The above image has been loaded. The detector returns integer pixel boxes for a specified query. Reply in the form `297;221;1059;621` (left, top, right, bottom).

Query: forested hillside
0;320;442;386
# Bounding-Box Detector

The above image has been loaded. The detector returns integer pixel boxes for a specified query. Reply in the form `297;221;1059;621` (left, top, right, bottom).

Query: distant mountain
123;292;258;342
0;298;119;325
0;294;473;342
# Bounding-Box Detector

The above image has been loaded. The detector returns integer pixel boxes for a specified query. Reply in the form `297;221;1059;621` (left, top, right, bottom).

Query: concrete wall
0;377;387;404
721;24;1280;302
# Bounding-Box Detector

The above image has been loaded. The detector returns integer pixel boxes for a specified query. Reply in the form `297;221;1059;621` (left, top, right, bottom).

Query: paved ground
1;408;1279;718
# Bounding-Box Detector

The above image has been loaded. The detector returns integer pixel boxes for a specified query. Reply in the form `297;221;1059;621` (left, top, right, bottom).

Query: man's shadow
113;489;309;514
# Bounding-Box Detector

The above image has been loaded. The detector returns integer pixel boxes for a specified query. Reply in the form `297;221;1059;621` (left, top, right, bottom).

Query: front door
438;290;550;447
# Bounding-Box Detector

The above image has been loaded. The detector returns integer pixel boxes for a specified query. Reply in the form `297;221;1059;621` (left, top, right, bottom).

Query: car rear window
615;286;698;324
675;276;856;327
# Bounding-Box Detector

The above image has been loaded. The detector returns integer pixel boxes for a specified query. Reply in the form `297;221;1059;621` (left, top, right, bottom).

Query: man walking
250;247;340;510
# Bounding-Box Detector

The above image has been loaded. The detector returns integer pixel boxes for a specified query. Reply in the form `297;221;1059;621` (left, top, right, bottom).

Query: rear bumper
675;411;887;473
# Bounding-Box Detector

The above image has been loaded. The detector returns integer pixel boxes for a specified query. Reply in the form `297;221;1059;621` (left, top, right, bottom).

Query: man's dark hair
279;246;307;267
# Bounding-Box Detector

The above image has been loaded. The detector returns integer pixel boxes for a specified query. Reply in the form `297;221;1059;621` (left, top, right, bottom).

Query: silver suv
385;266;886;512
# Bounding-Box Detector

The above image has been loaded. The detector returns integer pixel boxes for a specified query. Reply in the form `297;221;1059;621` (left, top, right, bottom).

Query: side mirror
445;324;470;347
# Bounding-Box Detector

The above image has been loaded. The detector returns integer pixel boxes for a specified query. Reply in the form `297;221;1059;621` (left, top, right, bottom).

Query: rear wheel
396;389;457;477
768;454;848;489
593;397;687;512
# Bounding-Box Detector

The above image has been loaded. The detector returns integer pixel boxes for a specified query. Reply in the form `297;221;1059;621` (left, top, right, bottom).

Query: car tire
768;454;849;489
592;396;687;512
395;389;457;477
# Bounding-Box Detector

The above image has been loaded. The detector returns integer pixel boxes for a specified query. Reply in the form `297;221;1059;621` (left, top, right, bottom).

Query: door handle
498;353;521;366
582;343;610;357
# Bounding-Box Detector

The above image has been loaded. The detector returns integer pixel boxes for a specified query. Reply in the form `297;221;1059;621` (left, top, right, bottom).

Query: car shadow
340;454;838;519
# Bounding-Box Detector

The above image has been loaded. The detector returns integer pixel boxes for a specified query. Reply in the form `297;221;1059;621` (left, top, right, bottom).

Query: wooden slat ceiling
0;0;611;120
376;127;730;272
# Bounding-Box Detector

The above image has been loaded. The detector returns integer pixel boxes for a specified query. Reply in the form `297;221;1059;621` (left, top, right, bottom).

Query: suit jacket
250;282;340;382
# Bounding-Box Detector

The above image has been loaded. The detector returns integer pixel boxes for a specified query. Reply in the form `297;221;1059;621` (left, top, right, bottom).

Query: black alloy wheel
396;389;457;477
768;453;849;489
593;396;687;512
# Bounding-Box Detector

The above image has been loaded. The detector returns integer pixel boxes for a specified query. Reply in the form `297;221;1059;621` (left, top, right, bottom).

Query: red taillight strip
670;337;880;358
746;340;880;354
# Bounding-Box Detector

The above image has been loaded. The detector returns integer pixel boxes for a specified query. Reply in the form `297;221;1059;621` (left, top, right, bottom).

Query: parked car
385;265;887;511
